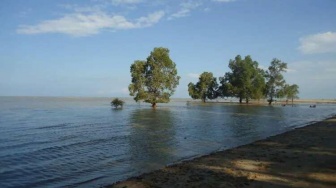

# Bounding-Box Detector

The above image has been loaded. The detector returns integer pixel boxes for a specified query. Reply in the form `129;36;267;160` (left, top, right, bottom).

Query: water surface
0;97;335;187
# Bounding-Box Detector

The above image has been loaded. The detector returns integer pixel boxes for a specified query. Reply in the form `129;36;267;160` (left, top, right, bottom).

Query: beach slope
109;116;336;188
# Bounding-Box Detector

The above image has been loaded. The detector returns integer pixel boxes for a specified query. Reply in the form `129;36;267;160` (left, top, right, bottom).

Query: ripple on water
0;97;335;188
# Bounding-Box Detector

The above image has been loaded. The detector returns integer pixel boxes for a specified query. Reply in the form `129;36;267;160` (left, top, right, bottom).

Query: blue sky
0;0;335;99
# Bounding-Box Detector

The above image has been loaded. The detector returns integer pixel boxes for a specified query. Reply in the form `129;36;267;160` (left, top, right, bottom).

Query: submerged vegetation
111;98;125;109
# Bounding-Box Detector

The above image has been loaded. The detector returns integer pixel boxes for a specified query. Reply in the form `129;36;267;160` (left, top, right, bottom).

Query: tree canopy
111;98;125;109
188;72;218;102
128;47;180;108
219;55;265;103
280;84;299;105
265;58;287;105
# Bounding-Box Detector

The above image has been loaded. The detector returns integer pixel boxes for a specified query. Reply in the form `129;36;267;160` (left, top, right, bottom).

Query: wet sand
108;116;336;188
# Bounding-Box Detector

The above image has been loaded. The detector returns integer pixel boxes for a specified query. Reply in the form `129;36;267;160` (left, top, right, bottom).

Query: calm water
0;97;335;188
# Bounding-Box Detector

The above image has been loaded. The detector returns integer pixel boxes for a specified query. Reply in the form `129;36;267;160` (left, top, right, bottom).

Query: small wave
0;140;54;152
37;123;72;130
0;134;129;167
58;135;77;141
67;175;106;187
166;154;202;167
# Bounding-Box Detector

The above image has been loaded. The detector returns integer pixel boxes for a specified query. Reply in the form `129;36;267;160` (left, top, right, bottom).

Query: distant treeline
188;55;299;105
128;47;299;108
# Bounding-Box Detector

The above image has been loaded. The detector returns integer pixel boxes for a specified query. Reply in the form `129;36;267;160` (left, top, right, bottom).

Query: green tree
218;72;235;99
265;58;287;105
128;47;180;108
219;55;265;103
282;84;299;105
251;69;266;102
188;72;218;102
111;98;125;108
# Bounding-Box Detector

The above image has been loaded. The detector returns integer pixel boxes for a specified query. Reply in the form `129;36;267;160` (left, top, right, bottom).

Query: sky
0;0;335;99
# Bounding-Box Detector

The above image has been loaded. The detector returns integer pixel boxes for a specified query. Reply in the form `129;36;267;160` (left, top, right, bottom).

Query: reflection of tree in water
227;105;285;142
128;108;177;173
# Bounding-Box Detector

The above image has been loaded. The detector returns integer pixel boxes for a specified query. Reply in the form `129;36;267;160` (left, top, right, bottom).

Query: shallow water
0;97;335;187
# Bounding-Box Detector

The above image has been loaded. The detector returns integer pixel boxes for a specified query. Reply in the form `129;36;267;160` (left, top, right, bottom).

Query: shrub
111;98;125;108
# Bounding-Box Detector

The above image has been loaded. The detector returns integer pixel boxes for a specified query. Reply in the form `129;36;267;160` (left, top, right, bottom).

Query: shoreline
187;99;336;105
108;116;336;188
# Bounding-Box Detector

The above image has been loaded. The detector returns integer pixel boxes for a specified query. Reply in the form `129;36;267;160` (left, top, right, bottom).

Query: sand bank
108;116;336;188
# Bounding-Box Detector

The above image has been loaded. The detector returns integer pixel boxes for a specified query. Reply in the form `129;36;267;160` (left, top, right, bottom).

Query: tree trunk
246;98;249;104
268;97;272;105
202;95;206;103
292;97;294;106
152;103;157;108
239;97;242;103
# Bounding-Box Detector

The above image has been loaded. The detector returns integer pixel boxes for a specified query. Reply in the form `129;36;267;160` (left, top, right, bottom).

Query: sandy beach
108;116;336;188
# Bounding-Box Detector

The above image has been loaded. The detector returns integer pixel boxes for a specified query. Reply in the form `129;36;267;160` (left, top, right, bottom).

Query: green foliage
218;72;234;98
111;98;125;108
286;84;299;100
265;58;287;105
128;47;180;108
219;55;265;103
251;70;266;101
280;84;299;104
188;72;218;102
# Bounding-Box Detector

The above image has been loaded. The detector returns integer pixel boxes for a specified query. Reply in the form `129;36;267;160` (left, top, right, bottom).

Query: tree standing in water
111;98;125;109
283;84;300;105
219;55;265;103
188;72;218;102
128;47;180;108
265;58;287;105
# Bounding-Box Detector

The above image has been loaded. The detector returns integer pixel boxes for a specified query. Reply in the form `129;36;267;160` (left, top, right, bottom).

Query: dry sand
108;116;336;188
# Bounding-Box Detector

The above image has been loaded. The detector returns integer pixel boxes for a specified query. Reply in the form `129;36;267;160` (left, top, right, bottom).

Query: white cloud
18;8;33;18
61;3;106;13
168;1;202;20
286;68;297;73
168;0;232;20
204;7;211;12
285;60;336;98
18;1;237;36
169;9;190;19
287;60;335;74
136;11;165;27
181;1;202;9
121;87;129;94
258;64;268;71
212;0;236;2
187;73;200;78
298;31;336;54
17;0;237;36
325;68;336;72
111;0;143;5
17;11;164;37
288;60;335;81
